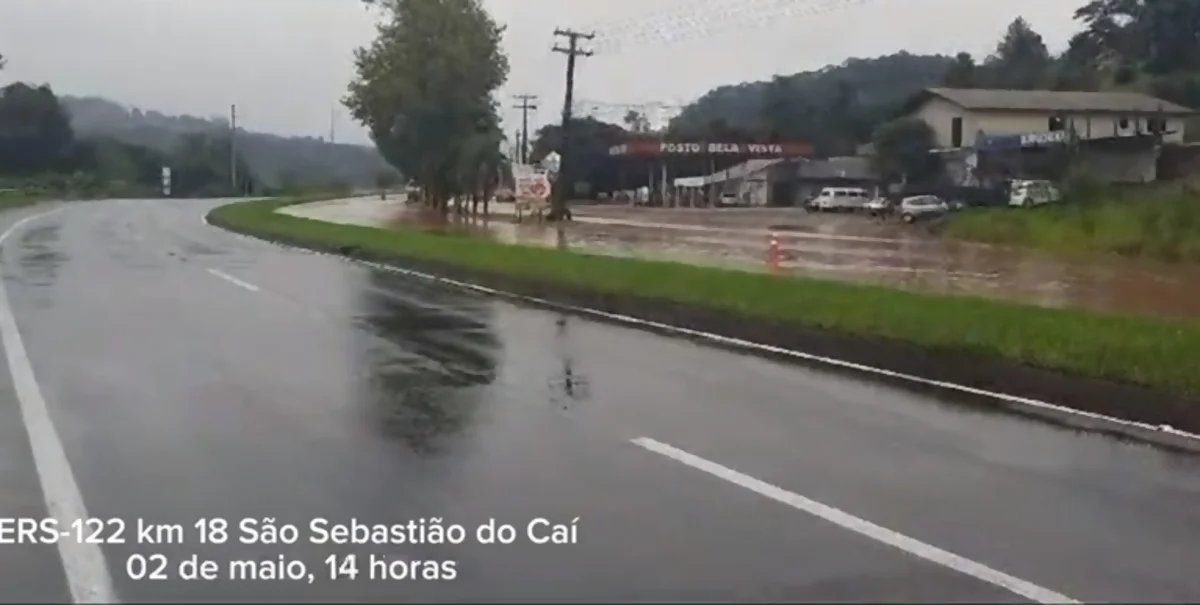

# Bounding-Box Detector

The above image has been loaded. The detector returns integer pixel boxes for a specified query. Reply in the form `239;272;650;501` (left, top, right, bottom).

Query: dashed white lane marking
205;268;260;292
631;436;1080;605
0;209;119;603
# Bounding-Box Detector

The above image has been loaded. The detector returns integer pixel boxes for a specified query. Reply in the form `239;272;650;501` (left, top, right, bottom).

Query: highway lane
0;199;1199;602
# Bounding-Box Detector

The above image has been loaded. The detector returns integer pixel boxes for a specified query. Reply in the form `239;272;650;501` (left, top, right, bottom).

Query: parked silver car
899;195;949;223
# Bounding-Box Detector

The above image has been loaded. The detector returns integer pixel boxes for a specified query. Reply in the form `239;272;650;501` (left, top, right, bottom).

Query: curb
205;209;1200;456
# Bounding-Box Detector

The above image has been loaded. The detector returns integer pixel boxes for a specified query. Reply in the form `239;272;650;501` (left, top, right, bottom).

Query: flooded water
361;200;1200;321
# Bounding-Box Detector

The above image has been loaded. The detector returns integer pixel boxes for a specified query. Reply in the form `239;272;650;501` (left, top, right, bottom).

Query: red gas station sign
608;141;813;157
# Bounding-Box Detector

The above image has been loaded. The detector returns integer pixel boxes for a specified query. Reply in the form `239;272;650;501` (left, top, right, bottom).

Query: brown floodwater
389;204;1200;321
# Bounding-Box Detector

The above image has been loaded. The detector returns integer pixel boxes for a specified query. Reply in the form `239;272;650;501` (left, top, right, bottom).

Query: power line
550;28;594;221
574;99;687;111
569;0;735;41
583;0;881;55
594;0;856;45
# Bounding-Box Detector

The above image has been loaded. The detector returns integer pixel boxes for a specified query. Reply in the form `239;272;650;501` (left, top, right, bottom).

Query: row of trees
64;95;398;191
943;3;1200;107
877;1;1200;183
0;78;257;197
0;50;388;198
345;0;510;216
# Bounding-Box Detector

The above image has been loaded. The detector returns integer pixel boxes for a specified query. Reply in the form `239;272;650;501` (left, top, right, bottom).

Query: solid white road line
205;268;260;292
631;436;1080;605
0;209;119;603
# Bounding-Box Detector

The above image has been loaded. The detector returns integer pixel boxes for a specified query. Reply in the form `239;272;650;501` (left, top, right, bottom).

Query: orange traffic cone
767;233;781;273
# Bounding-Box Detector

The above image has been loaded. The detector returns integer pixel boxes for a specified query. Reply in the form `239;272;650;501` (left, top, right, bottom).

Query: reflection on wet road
2;199;1200;602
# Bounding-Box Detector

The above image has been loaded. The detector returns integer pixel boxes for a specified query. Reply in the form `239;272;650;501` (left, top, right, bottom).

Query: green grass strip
0;194;45;212
945;186;1200;262
211;197;1200;398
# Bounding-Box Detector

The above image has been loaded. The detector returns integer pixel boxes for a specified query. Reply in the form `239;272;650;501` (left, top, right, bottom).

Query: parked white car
899;195;949;223
809;187;871;212
1009;180;1061;207
717;192;743;207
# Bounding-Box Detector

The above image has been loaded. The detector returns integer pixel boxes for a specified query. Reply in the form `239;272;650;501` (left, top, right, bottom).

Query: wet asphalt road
2;199;1200;603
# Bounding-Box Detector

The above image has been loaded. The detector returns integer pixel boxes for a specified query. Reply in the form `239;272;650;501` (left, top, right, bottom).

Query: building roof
908;87;1194;116
794;156;875;180
675;158;782;187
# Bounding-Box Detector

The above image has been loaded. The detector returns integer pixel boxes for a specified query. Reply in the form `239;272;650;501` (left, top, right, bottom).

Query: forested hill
60;95;394;188
667;1;1200;156
668;52;955;156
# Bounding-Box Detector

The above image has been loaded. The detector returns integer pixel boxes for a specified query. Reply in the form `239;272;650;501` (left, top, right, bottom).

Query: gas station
606;139;813;206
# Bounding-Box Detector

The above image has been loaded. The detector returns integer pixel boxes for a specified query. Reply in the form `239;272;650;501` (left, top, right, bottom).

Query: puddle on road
352;268;504;456
382;206;1200;320
10;223;66;289
348;262;594;455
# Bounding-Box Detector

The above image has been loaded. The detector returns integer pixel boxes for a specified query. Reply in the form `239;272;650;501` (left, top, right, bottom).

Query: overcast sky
0;0;1080;145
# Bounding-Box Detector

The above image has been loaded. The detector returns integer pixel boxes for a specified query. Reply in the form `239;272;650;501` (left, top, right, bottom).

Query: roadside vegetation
0;51;374;200
0;78;253;199
345;0;509;217
945;183;1200;262
211;196;1200;399
0;189;41;211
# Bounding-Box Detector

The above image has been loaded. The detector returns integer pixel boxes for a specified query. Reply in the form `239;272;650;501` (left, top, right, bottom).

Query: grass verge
0;193;45;212
209;196;1200;430
945;184;1200;262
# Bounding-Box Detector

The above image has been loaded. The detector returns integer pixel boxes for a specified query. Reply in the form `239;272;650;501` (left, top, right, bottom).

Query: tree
760;76;797;141
530;117;630;195
1050;32;1106;90
345;0;509;216
622;110;651;133
0;83;75;174
827;79;863;155
454;124;504;215
1076;0;1200;76
942;52;978;88
870;118;938;184
983;18;1053;90
669;52;954;157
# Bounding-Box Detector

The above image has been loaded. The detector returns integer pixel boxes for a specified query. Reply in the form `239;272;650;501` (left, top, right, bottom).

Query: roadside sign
513;164;551;200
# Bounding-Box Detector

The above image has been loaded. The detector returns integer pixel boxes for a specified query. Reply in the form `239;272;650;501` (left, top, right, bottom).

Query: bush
946;184;1200;262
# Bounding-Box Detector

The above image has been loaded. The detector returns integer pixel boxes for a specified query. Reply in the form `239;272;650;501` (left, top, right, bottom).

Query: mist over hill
60;95;395;188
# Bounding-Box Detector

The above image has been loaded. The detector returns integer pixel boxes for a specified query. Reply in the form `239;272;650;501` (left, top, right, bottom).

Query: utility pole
329;107;336;144
229;104;238;196
512;94;537;164
551;28;593;221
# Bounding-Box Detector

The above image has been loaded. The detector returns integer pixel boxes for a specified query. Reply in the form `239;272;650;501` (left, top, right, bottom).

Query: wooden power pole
512;94;537;164
229;104;239;196
551;29;593;221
